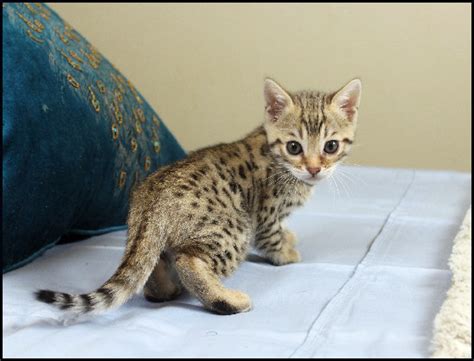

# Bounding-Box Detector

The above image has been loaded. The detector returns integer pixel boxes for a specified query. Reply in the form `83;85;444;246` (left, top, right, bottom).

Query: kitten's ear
264;78;294;122
330;78;362;121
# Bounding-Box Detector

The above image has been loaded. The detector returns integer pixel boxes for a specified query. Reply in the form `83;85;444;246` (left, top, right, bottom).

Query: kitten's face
263;78;361;186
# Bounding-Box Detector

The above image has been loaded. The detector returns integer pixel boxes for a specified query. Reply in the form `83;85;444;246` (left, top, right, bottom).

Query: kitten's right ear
264;78;294;122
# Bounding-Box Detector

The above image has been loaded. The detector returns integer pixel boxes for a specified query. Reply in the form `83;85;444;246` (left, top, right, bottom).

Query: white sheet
3;166;471;358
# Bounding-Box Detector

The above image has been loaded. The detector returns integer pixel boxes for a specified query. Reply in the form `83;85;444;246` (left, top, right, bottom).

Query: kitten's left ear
330;78;362;121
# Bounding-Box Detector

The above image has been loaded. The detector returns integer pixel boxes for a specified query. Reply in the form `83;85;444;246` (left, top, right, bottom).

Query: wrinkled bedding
3;166;471;357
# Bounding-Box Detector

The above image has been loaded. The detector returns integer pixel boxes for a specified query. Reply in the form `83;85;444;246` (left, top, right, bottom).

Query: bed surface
3;165;471;358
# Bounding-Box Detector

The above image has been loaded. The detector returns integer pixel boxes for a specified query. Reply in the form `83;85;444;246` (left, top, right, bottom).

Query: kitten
36;78;362;315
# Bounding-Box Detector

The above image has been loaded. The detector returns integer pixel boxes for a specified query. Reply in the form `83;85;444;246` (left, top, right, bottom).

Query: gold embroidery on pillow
65;30;80;42
118;170;127;189
114;89;123;103
88;44;102;59
24;3;39;16
113;100;123;124
81;49;100;69
152;128;161;153
153;140;161;153
110;73;125;93
54;28;69;45
96;80;107;94
135;120;143;134
34;19;44;31
25;29;44;43
130;138;138;152
134;108;146;123
59;50;82;71
144;156;151;171
64;22;80;42
115;74;127;85
67;74;80;89
112;123;119;140
34;3;51;19
37;10;50;21
127;80;143;104
69;50;84;64
88;86;100;112
16;11;43;33
152;115;160;127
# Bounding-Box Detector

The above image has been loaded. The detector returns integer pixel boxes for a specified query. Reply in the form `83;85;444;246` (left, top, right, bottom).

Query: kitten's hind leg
144;253;182;303
174;252;252;315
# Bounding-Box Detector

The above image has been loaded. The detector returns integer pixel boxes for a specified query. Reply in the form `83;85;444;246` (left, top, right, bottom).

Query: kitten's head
263;78;361;186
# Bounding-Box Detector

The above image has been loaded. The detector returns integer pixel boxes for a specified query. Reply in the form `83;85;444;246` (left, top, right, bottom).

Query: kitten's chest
253;180;312;231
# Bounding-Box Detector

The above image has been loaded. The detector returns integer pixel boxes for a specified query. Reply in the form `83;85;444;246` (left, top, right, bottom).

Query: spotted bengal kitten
36;77;362;315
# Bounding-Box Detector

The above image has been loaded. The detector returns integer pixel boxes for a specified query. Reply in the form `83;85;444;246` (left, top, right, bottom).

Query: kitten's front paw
283;229;298;247
268;247;301;266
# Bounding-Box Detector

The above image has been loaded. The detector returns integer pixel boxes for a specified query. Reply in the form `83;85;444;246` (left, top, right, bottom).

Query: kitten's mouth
287;169;322;186
300;175;321;186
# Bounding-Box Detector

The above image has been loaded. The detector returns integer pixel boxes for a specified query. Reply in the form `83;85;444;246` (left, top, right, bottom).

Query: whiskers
337;164;368;187
263;166;300;196
325;165;367;203
263;168;291;185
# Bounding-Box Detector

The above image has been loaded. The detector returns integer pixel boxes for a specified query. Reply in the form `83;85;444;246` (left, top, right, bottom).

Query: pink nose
307;167;321;176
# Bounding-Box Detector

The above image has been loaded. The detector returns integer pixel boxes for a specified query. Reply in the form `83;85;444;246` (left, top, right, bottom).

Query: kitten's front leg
255;226;301;266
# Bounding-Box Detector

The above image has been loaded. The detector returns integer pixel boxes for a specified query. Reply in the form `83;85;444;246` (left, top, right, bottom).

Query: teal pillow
2;3;187;272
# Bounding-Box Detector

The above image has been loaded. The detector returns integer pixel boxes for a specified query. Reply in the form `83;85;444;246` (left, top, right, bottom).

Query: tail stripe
36;290;55;304
97;287;114;305
61;293;73;310
81;294;94;312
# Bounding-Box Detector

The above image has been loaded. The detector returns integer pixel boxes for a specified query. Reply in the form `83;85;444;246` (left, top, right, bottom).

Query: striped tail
35;222;163;314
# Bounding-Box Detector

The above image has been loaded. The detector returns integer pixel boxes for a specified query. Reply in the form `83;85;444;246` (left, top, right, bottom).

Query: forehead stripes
295;92;330;137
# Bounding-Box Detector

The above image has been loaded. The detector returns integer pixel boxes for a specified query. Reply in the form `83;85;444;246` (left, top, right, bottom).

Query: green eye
286;141;303;155
324;140;339;154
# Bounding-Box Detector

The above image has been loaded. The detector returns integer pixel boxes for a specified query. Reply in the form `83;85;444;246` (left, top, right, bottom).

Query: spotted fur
36;77;361;315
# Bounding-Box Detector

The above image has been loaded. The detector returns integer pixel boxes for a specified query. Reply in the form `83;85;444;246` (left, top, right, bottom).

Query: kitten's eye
324;140;339;154
286;141;303;155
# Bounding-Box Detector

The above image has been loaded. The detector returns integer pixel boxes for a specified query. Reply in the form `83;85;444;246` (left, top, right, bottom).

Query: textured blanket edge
431;206;472;358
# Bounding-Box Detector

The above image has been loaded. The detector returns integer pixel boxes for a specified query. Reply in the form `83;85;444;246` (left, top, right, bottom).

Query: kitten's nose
307;167;321;176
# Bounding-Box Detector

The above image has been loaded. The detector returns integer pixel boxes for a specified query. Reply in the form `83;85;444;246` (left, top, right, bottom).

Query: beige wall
48;3;471;172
